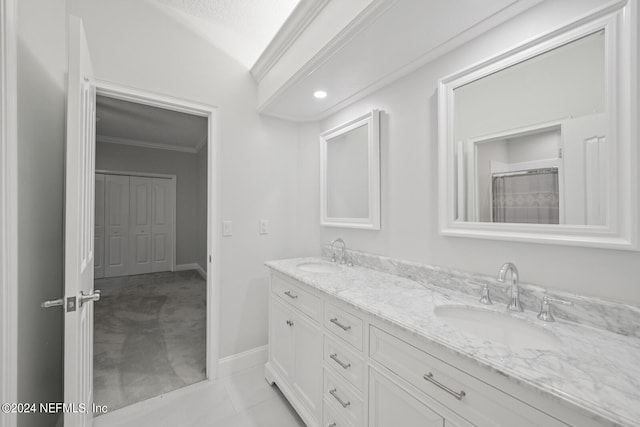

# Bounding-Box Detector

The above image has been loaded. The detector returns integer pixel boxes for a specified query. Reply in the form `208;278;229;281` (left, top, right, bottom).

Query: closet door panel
151;178;174;272
104;174;130;277
129;176;153;275
94;174;105;279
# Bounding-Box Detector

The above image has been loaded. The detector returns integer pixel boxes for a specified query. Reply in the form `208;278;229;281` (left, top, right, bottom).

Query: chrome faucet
498;262;523;312
330;238;347;264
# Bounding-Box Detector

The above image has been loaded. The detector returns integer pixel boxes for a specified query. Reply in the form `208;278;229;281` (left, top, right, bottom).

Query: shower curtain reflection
492;168;559;224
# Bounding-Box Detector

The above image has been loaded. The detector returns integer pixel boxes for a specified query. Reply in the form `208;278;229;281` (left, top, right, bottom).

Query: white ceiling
148;0;301;68
96;95;208;153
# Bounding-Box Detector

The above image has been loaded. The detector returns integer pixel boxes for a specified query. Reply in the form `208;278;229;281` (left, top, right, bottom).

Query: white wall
95;141;205;267
68;0;301;358
308;0;640;305
16;0;66;425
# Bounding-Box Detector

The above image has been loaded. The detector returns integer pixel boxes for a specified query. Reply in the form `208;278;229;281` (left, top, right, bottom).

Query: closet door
94;173;105;279
104;174;130;277
129;176;153;275
151;178;174;272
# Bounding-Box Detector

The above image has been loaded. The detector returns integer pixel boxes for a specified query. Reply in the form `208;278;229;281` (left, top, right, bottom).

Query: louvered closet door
104;174;130;277
151;178;174;272
129;176;153;275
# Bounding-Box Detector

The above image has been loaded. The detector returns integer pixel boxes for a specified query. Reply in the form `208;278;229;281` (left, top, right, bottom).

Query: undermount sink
296;261;342;274
434;305;561;350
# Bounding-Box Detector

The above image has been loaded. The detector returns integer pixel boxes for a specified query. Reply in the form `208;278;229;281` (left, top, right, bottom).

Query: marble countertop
265;256;640;427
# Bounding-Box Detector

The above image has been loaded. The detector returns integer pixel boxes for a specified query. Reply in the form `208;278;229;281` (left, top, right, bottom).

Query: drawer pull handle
423;372;466;401
330;318;351;331
328;423;337;427
286;320;294;327
329;388;351;408
330;353;351;370
284;291;298;299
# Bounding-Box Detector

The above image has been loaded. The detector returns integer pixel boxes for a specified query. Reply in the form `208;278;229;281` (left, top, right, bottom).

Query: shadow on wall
17;37;65;427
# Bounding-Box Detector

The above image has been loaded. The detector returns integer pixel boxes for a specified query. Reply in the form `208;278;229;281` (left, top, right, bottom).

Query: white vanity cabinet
266;274;322;426
266;270;610;427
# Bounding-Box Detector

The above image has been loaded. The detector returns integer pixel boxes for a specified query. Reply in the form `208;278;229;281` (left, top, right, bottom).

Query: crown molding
258;0;544;122
195;134;208;153
256;0;399;115
251;0;330;82
96;134;199;154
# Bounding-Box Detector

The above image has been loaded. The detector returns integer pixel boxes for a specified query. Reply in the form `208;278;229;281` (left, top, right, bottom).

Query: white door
94;173;105;279
129;176;152;275
64;16;99;427
104;174;129;277
151;177;174;272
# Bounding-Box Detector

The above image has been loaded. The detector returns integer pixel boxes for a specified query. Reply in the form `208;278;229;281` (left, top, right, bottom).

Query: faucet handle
479;284;492;305
537;296;573;322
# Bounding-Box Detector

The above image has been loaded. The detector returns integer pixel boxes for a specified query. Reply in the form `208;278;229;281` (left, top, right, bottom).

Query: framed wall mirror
438;1;637;249
320;110;381;230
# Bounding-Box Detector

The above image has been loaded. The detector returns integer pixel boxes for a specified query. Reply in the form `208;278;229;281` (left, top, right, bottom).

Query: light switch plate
259;219;269;235
223;220;232;237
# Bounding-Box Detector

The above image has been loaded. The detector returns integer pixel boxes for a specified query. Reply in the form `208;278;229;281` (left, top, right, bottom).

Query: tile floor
94;365;305;427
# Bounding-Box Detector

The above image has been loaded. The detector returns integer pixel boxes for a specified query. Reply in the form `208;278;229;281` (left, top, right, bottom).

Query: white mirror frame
320;110;381;230
438;0;638;250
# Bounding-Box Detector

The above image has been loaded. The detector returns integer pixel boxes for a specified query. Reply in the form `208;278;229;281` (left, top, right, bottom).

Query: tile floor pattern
94;270;207;411
94;366;306;427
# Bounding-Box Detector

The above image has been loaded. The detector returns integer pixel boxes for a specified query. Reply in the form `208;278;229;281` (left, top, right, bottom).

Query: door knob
41;298;64;308
80;290;101;307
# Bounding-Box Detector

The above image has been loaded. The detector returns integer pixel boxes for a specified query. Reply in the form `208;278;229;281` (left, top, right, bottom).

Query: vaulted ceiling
147;0;301;68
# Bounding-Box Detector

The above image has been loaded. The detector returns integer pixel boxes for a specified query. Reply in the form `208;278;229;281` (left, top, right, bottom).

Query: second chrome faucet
481;262;524;311
498;262;524;312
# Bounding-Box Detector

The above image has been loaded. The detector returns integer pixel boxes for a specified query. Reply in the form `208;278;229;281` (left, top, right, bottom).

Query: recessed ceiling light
313;90;327;99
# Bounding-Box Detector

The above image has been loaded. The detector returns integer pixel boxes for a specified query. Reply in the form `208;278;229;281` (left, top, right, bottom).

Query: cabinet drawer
369;326;568;427
324;400;355;427
324;370;364;427
324;303;363;351
272;274;320;321
324;335;365;392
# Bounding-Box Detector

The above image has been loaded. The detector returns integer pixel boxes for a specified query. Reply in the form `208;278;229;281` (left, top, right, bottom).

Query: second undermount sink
296;261;342;274
434;305;561;350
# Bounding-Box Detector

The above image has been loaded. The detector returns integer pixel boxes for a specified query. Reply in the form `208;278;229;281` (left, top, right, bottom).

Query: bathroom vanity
264;255;640;427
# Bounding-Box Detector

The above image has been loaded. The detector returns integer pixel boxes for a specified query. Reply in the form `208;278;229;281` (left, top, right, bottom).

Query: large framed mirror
438;1;637;250
320;110;381;230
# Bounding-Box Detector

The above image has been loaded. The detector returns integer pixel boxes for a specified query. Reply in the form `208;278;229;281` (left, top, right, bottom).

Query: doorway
92;83;219;413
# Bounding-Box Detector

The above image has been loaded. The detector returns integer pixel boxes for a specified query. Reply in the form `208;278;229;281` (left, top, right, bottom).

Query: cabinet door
104;174;129;277
129;176;153;275
270;297;294;382
292;311;322;418
94;173;105;279
151;178;173;272
369;369;444;427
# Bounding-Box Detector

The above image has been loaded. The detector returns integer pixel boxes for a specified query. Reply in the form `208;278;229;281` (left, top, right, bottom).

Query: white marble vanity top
265;256;640;427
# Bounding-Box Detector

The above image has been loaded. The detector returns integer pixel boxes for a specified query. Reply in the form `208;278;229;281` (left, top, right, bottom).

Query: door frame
0;0;18;425
96;170;177;275
95;81;221;380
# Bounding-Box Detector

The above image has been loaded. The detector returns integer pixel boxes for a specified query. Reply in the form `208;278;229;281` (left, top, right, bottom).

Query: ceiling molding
256;0;400;115
96;134;198;154
259;0;545;122
195;134;208;152
251;0;331;82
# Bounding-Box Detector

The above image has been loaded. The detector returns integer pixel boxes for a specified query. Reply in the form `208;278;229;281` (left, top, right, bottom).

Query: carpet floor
93;270;206;412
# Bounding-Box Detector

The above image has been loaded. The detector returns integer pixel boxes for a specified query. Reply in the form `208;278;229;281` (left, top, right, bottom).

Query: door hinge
67;296;77;312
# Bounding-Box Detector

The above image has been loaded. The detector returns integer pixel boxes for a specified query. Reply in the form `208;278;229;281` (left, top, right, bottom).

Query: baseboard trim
218;345;268;378
175;263;207;280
